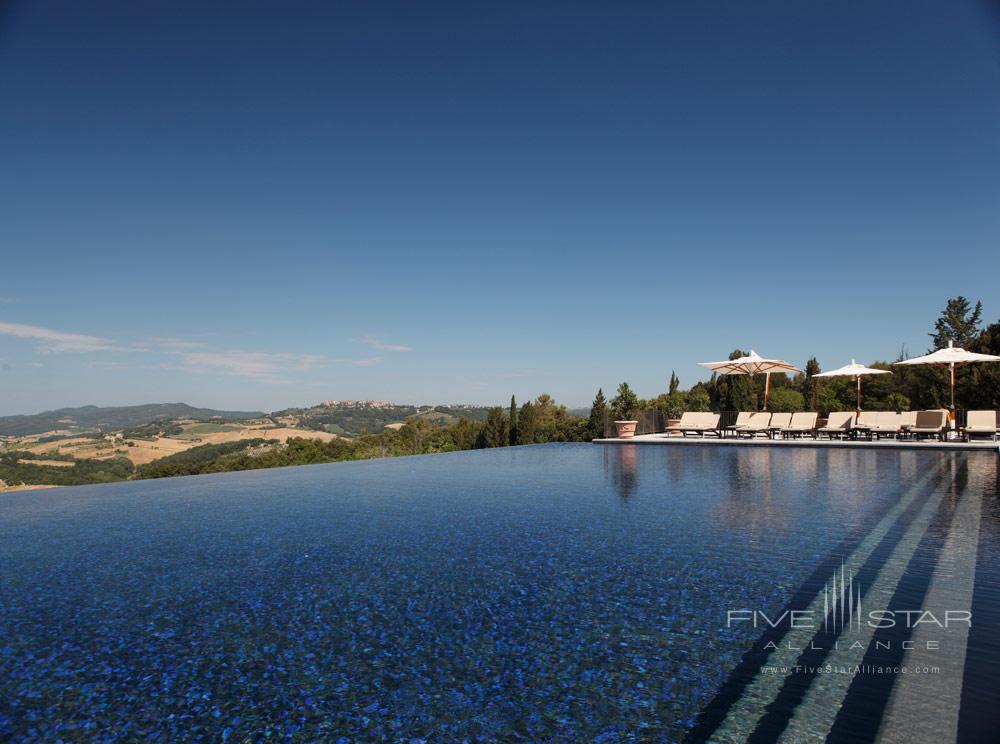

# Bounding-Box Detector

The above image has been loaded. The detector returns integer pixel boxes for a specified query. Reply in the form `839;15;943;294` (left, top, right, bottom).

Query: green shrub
766;388;804;412
610;382;639;420
816;387;843;416
884;392;910;412
685;389;712;412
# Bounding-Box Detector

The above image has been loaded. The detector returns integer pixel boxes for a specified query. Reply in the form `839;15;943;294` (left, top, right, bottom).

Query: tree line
472;394;591;448
7;295;996;486
600;296;1000;419
134;395;594;479
0;451;134;487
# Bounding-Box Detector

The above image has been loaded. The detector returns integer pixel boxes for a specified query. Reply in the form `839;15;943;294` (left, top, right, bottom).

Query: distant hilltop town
0;400;498;491
321;400;484;411
322;400;399;409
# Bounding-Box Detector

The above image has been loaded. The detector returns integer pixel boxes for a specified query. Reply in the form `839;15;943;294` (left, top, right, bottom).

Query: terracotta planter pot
666;418;681;435
614;420;638;438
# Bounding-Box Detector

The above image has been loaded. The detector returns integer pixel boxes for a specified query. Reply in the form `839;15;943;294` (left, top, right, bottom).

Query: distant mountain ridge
0;400;505;439
0;403;264;437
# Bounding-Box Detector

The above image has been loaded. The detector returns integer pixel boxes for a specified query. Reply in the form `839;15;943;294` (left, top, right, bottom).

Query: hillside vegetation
136;398;588;479
136;439;275;479
0;395;587;488
275;403;491;437
0;451;134;487
0;403;263;437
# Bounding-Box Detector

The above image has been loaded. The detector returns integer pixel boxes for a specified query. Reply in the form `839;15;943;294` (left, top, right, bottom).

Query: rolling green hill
275;403;492;438
0;403;264;437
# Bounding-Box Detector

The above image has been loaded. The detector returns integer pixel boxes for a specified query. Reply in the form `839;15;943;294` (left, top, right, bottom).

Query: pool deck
593;433;1000;451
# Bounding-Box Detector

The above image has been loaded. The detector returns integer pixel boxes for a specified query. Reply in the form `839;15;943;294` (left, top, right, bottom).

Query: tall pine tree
804;357;821;412
475;407;508;448
931;296;983;350
587;388;607;439
720;349;756;411
517;402;537;445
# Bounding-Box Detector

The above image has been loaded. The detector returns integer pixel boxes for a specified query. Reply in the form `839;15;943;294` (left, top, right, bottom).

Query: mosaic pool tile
0;444;973;741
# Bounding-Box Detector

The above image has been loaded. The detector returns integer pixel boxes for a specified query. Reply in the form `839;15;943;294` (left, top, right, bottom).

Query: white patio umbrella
699;350;802;411
813;359;891;415
893;340;1000;422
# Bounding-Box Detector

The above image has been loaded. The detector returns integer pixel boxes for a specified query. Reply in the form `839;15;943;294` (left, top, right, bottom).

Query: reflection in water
0;444;994;742
966;451;999;495
959;453;1000;741
606;444;948;538
713;447;785;532
606;444;639;499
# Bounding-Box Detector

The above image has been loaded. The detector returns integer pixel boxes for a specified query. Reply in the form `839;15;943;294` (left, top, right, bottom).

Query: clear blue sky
2;0;999;415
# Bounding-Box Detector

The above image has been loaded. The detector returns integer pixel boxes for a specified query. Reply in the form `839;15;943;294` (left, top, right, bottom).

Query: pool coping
592;434;1000;452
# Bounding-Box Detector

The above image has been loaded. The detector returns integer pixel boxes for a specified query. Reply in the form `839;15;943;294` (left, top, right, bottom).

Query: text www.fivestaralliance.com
759;665;940;675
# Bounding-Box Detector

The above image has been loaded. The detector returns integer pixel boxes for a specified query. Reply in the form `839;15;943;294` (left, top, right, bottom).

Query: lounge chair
767;412;792;439
964;410;999;442
723;412;753;438
898;411;918;440
910;410;948;441
816;412;855;439
853;411;879;440
675;412;721;437
784;412;818;438
871;412;903;439
735;412;772;438
664;412;693;436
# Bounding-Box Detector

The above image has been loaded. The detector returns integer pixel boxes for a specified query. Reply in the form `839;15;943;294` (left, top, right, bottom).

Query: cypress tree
517;402;537;445
508;395;518;446
587;388;607;439
668;371;680;395
804;357;821;411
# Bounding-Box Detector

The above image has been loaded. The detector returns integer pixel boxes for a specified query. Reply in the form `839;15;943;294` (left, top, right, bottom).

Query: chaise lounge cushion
785;412;818;431
855;411;879;429
818;412;855;432
911;410;947;433
768;412;792;430
674;412;700;429
726;412;753;430
872;412;902;433
735;412;771;437
675;412;720;433
965;410;999;432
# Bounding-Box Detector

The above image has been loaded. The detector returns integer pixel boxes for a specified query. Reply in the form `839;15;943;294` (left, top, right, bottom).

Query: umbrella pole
856;376;861;416
763;371;771;411
950;362;956;425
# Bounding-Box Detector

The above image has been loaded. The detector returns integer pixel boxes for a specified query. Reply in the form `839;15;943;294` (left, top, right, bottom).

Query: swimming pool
0;444;996;742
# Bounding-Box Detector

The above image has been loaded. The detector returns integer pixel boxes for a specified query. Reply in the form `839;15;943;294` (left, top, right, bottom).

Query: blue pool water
0;444;996;742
